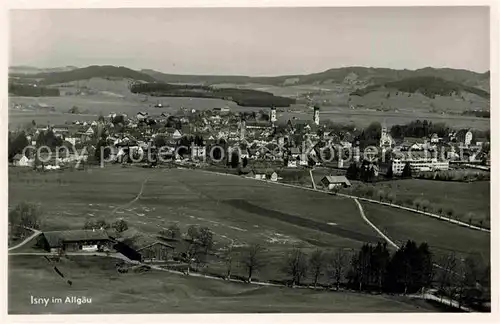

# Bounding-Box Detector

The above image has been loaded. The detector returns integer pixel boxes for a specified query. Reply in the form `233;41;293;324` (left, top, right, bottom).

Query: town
8;102;491;179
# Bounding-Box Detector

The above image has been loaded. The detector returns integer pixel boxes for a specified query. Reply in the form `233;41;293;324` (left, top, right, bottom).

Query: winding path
8;228;42;252
110;177;149;216
353;198;398;249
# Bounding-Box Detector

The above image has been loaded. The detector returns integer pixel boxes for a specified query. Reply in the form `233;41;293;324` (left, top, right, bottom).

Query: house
36;229;112;253
64;137;78;146
430;133;440;144
192;145;206;159
172;129;182;140
52;125;70;134
290;147;301;160
12;154;30;167
455;129;473;146
85;127;95;136
320;176;351;190
137;241;175;263
137;111;148;121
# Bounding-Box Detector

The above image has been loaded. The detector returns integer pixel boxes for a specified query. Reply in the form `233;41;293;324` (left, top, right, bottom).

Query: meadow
360;201;490;262
8;92;490;131
9;165;380;283
353;179;490;226
8;165;492;312
8;255;443;314
10;165;491;272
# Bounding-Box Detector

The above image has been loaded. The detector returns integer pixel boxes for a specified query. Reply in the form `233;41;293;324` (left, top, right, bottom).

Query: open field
9;94;490;130
9;165;380;282
360;201;490;261
10;166;491;276
8;255;443;314
363;179;490;225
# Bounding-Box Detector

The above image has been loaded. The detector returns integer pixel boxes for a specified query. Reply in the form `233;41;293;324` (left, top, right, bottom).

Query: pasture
8;93;490;131
364;179;490;226
360;201;490;262
8;255;443;314
9;165;380;282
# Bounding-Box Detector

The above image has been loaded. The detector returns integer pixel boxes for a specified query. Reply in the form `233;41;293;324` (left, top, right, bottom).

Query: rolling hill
20;65;157;85
9;65;79;75
142;66;490;91
351;76;490;99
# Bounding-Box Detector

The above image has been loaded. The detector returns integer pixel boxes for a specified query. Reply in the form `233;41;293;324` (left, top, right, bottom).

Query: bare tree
328;248;348;290
386;192;396;205
420;199;430;213
9;202;42;233
284;247;308;287
185;241;203;276
222;244;235;280
413;199;421;211
309;249;327;288
436;252;458;303
242;244;265;283
164;223;181;240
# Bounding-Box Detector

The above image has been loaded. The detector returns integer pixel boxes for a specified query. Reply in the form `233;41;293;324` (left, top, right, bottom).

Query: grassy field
9;165;381;283
361;179;490;225
9;93;490;130
360;201;490;262
8;255;443;314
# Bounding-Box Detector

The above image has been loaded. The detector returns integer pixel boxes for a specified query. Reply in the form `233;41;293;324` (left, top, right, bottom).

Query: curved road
8;228;42;252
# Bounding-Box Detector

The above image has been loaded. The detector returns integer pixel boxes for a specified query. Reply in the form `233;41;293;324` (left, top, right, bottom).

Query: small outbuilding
320;175;351;191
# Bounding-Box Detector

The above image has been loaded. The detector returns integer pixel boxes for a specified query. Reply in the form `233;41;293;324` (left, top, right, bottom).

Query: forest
130;82;296;107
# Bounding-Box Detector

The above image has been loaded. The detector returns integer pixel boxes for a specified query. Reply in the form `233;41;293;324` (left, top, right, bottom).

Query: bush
113;219;129;233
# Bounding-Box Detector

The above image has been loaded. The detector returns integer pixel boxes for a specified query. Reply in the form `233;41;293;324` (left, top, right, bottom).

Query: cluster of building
11;101;490;178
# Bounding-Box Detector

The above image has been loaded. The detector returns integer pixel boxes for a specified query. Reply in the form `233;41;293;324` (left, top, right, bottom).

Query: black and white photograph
5;2;495;317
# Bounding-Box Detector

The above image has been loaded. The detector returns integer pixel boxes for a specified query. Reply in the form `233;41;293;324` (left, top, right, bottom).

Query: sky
9;7;490;76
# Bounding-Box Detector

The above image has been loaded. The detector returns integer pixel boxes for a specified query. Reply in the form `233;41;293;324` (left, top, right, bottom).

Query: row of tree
82;218;128;234
345;183;488;228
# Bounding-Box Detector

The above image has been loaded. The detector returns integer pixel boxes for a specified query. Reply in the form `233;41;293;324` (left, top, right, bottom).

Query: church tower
271;106;277;124
239;119;246;141
313;106;320;126
379;122;392;149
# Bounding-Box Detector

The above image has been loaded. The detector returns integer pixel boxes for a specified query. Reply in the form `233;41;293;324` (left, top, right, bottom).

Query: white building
271;107;277;123
465;130;473;146
390;152;449;175
313;106;320;126
379;125;393;149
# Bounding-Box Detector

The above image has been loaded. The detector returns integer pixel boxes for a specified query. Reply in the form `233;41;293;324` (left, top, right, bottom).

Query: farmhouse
320;176;351;190
137;241;175;263
37;230;112;253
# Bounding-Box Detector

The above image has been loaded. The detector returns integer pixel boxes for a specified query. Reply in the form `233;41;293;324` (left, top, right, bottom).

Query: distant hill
9;65;79;75
351;76;490;99
17;65;157;85
142;66;490;91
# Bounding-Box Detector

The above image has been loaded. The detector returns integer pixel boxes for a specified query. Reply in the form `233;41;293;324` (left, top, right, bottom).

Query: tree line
8;83;60;97
130;82;295;107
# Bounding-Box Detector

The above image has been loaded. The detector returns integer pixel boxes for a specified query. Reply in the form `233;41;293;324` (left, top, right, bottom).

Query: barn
37;229;112;253
320;176;351;191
